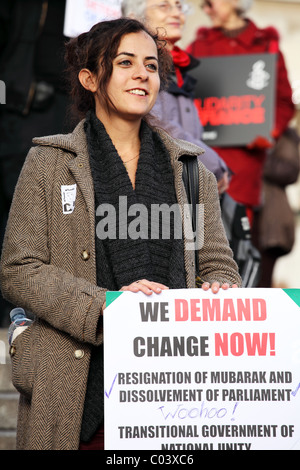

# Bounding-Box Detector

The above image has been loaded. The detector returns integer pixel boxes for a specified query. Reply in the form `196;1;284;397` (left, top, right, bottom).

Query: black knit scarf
80;111;186;442
86;110;186;291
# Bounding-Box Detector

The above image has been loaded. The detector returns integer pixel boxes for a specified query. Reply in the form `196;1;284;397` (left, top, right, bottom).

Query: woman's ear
78;68;98;93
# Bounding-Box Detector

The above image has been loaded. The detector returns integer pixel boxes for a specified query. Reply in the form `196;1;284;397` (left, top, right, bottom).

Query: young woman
0;18;240;450
122;0;229;193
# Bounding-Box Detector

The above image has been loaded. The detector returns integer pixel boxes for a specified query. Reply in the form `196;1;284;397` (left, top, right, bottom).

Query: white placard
63;0;121;38
104;288;300;450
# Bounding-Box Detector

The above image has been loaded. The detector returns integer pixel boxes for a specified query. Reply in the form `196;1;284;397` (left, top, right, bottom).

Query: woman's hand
217;171;229;194
201;281;239;293
101;280;237;314
120;279;169;295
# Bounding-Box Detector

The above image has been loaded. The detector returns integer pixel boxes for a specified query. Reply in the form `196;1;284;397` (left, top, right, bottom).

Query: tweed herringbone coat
0;120;240;450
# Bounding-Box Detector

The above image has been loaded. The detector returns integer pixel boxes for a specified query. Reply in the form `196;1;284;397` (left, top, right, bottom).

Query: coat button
81;250;90;261
74;349;84;359
9;345;16;357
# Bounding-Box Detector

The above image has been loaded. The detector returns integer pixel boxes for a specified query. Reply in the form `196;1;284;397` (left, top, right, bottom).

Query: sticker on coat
61;184;77;214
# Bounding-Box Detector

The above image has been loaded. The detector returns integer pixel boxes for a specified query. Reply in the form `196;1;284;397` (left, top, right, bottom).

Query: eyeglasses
148;1;190;15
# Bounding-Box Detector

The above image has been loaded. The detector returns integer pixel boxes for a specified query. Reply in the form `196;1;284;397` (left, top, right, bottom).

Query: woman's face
144;0;186;46
97;31;160;123
202;0;238;28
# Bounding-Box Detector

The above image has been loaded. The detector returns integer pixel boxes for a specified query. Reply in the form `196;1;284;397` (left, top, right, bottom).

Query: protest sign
63;0;121;38
188;53;276;146
104;288;300;450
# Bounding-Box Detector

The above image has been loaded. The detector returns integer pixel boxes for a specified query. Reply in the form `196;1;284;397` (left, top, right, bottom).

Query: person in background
121;0;229;194
0;0;72;326
0;18;240;450
187;0;295;286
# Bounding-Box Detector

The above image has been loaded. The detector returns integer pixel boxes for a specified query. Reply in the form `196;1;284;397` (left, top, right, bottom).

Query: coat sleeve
150;91;228;181
274;50;295;135
265;28;295;135
197;165;242;286
0;146;105;346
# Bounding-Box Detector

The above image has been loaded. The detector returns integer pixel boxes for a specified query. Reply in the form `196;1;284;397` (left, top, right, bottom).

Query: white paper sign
104;288;300;450
63;0;121;38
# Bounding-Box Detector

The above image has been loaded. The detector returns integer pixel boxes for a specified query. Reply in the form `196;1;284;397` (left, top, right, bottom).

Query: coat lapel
66;121;96;232
34;120;96;233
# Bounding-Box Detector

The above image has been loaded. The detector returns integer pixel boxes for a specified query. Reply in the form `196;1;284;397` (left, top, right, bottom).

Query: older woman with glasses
122;0;229;193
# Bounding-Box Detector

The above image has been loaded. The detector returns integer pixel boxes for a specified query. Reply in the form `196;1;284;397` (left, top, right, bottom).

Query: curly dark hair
65;18;172;120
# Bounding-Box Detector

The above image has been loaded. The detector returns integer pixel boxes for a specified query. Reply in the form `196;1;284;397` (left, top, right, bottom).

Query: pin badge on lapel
61;184;77;214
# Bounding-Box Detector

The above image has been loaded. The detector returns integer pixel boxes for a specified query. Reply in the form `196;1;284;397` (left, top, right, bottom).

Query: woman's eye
119;60;131;66
146;63;158;71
